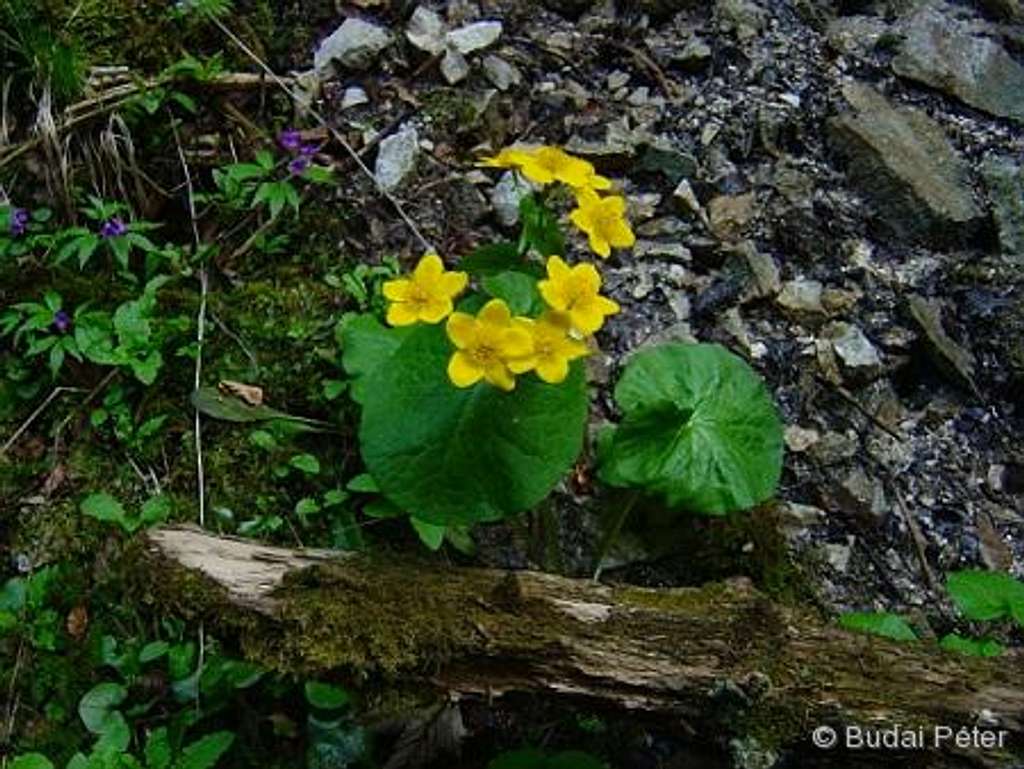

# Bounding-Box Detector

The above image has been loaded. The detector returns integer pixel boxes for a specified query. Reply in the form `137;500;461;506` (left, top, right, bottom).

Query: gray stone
440;47;471;84
737;241;780;297
406;6;446;55
715;0;767;39
981;156;1024;261
809;431;859;465
785;425;821;452
826;15;892;57
447;21;502;54
824;321;882;378
978;0;1022;21
777;279;825;314
374;125;419;191
314;18;392;74
893;5;1024;123
675;37;712;70
828;82;983;246
836;467;889;523
482;55;521;91
341;86;369;109
708;192;757;241
907;294;979;394
491;171;528;227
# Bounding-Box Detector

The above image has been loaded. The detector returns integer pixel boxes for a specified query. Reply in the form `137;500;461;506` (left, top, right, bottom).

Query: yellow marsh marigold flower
446;299;533;391
480;146;611;191
538;255;620;336
569;188;636;258
509;312;589;384
383;253;467;327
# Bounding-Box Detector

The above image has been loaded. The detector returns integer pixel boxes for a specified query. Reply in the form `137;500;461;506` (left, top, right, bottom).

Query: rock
482;55;521;91
715;0;767;39
785;425;821;453
907;294;979;395
675;37;712;71
633;240;692;262
809;431;859;465
672;178;704;218
836;467;888;523
708;192;757;241
374;125;419;191
607;70;630;90
447;21;502;55
977;0;1023;21
980;156;1024;261
893;4;1024;124
314;18;392;74
406;6;446;55
440;48;471;84
341;86;369;109
823;321;882;379
826;15;892;57
491;171;527;227
735;241;780;297
777;279;825;314
828;82;984;246
823;541;853;573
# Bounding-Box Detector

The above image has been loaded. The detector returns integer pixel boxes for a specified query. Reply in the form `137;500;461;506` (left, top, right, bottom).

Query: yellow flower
446;299;533;391
538;255;620;335
383;253;467;327
569;189;635;258
479;145;611;191
509;312;589;384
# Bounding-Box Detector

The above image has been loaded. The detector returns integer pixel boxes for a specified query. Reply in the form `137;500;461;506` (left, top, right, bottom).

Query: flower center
472;344;498;364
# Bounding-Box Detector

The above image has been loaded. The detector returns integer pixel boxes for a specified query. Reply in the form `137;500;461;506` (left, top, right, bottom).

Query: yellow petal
484;362;516;391
448;351;483;388
440;270;468;297
413;252;444;282
500;327;534;358
601;195;628;216
587;231;612;259
387;302;420;327
446;312;477;349
568;207;593;237
383;278;412;301
595;295;621;316
419;297;453;324
585;174;613;191
507;355;537;374
559;336;590;360
538;279;569;312
536;357;570;384
574;262;602;294
478;298;511;326
571;304;604;335
546;255;571;281
574;187;602;208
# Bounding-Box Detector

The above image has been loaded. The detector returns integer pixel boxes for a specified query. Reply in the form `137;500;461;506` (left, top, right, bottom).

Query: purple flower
299;142;319;157
288;156;310;176
9;208;29;237
99;217;127;238
278;129;302;152
51;310;71;334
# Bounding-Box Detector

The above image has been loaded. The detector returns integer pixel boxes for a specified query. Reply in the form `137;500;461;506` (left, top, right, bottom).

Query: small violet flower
99;217;127;238
9;207;29;237
278;129;302;152
51;310;71;334
299;142;319;157
288;156;311;176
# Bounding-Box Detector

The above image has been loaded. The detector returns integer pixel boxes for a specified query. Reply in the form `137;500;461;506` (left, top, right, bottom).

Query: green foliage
946;570;1024;624
838;612;918;641
304;682;352;711
598;343;783;515
348;323;588;526
0;0;85;101
0;567;63;650
458;242;523;277
939;633;1004;657
518;195;565;257
10;755;55;769
80;492;172;533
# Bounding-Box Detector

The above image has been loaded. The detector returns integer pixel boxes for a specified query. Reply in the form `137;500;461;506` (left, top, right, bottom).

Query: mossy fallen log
141;525;1023;767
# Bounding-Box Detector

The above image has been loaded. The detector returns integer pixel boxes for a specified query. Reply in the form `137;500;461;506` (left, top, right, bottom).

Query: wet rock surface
296;0;1024;699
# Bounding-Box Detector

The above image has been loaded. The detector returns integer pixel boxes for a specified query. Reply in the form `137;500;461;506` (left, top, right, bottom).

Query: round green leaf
10;754;54;769
599;343;783;515
359;324;587;526
78;682;128;734
839;612;918;641
939;633;1004;658
80;493;127;528
304;681;351;711
946;570;1024;622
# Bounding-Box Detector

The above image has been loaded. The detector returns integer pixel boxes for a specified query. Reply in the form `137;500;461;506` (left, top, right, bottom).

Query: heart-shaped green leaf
599;343;783;515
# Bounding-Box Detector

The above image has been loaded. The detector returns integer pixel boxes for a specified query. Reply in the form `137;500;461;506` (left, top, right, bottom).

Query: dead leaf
66;605;89;641
977;510;1013;572
217;380;264;406
41;463;67;497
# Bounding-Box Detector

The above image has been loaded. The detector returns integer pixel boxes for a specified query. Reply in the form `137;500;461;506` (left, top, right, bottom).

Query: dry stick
209;16;433;253
894;484;939;593
0;386;87;456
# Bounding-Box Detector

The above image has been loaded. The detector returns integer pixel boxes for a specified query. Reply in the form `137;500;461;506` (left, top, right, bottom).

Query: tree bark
141;525;1023;767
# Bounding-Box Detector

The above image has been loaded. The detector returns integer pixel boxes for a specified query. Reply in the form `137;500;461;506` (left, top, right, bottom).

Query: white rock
482;54;521;91
777;279;825;313
440;47;471;84
446;21;502;54
826;322;882;373
314;18;392;74
406;6;446;55
341;86;369;109
375;125;419;191
491;171;528;227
